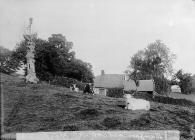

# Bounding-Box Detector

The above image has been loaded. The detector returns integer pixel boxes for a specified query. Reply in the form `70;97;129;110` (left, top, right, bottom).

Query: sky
0;0;195;76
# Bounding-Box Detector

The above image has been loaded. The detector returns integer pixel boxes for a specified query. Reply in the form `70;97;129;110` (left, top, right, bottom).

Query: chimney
101;70;105;75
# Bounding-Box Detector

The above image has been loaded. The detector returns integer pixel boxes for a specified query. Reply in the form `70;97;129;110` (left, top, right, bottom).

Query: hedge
107;88;124;98
133;92;195;107
50;76;86;90
153;76;171;95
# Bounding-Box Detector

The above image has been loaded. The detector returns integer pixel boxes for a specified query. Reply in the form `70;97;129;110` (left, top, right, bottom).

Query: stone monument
24;18;39;83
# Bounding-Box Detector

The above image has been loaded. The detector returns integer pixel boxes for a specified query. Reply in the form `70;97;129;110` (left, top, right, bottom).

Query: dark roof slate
94;74;124;88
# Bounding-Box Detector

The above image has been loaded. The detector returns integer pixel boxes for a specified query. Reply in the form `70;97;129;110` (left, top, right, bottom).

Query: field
1;73;195;140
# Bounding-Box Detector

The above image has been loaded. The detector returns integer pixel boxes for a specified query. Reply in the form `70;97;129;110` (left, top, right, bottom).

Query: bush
173;69;193;94
50;76;85;90
124;90;136;95
0;46;19;74
153;76;171;95
107;88;124;98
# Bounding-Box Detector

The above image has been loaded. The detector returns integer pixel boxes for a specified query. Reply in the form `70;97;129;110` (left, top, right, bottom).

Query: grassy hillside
1;73;195;140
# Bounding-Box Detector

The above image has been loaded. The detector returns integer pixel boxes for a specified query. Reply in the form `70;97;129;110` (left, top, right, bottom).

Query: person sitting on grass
90;83;94;94
70;84;75;91
83;83;92;94
73;84;79;92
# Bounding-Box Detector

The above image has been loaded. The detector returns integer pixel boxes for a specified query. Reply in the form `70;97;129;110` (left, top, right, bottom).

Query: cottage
137;80;155;92
94;70;155;96
123;79;137;91
94;70;124;96
123;79;155;93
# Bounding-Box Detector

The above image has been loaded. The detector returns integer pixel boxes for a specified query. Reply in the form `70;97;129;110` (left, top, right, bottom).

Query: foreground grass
1;73;195;140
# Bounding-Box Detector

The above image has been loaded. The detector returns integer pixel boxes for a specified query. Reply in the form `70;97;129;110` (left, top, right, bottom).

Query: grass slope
1;73;195;140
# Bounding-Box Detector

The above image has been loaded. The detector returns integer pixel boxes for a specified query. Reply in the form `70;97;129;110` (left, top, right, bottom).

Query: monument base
26;74;39;83
16;130;180;140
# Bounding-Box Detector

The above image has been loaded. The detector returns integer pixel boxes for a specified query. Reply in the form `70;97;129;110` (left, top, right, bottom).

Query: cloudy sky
0;0;195;76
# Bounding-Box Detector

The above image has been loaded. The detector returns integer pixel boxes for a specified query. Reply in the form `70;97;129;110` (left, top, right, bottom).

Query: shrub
107;88;124;98
124;90;136;95
50;76;85;90
153;76;171;95
0;46;19;74
173;69;193;94
133;92;152;101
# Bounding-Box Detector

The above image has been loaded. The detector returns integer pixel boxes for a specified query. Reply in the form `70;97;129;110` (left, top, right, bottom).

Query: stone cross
24;18;39;83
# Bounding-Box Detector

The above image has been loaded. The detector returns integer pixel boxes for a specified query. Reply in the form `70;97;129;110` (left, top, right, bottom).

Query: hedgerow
107;88;124;98
50;76;85;90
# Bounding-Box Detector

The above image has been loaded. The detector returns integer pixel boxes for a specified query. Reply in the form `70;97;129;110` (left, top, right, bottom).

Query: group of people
70;83;94;94
83;83;94;94
70;84;79;92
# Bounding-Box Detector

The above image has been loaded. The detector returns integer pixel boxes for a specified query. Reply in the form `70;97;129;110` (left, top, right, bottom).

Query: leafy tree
12;34;94;82
127;40;176;79
144;40;176;76
0;46;19;74
172;69;193;94
153;76;171;95
71;59;94;83
126;40;176;95
48;34;75;61
128;70;140;93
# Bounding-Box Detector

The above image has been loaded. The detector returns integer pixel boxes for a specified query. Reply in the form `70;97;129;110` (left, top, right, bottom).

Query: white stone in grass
124;94;150;110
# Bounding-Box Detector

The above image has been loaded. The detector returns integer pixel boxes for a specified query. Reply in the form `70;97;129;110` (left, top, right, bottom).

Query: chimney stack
101;70;105;75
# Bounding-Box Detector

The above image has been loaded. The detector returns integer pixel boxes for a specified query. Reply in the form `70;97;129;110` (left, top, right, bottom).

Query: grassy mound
1;73;195;140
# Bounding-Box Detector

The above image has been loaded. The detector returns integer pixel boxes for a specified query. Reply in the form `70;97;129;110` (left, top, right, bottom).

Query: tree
0;46;19;74
48;34;75;61
128;70;140;94
172;69;193;94
128;40;176;79
70;59;94;83
126;40;176;95
12;34;94;82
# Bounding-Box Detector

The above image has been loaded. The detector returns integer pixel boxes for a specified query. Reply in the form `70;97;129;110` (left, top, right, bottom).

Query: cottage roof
94;74;125;88
137;80;154;92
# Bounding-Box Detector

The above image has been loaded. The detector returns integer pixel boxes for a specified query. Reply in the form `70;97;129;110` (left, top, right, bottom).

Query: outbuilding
94;70;124;96
171;85;181;93
94;70;155;96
